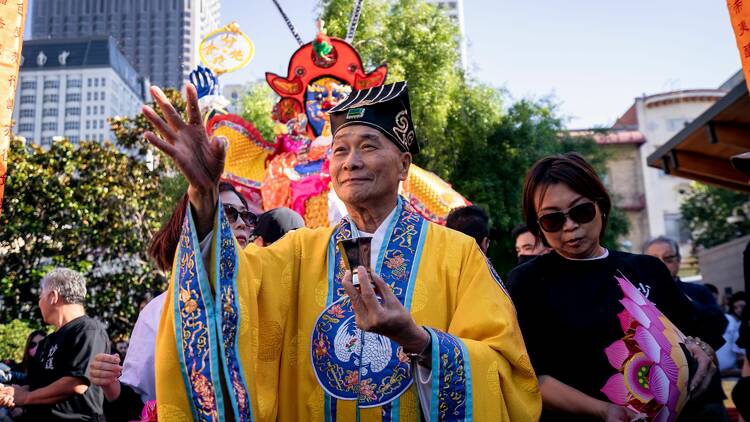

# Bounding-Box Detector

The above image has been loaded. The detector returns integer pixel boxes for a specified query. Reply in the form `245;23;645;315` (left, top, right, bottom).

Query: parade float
192;19;469;228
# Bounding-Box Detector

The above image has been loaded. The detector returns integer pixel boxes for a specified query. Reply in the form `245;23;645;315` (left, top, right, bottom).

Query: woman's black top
508;250;721;421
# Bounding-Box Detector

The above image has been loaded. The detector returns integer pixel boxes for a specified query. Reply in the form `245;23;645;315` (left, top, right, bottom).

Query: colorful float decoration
196;21;469;226
199;22;255;76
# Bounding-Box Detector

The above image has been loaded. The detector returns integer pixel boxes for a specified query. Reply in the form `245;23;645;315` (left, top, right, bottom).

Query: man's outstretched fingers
150;86;184;130
185;83;203;126
142;105;177;141
144;131;176;157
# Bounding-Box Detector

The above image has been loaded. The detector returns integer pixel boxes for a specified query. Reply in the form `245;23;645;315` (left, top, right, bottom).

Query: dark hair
21;330;47;372
446;205;490;246
219;181;248;209
642;236;680;258
148;183;249;272
511;223;530;242
522;152;611;244
704;283;719;296
729;291;747;317
148;193;190;272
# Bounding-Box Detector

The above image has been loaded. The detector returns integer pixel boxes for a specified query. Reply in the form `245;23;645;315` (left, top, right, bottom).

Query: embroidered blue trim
214;204;254;421
425;327;471;422
312;198;426;409
457;337;472;422
173;206;223;421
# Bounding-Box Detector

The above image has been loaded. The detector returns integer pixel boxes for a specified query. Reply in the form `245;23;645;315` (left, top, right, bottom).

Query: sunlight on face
329;125;410;207
220;190;252;249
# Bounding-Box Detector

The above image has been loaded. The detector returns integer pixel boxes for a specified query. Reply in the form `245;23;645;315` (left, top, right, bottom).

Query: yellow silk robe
155;202;541;421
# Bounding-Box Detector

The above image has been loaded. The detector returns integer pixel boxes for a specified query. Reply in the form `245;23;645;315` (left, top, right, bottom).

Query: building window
66;93;81;102
44;80;59;89
666;118;689;132
18;123;33;132
43;94;59;103
64;121;80;130
21;80;36;90
19;109;34;118
664;213;690;243
94;78;99;87
101;78;106;86
94;92;98;101
88;78;92;87
67;79;82;88
68;135;80;143
86;106;91;114
101;92;105;100
65;107;80;116
20;95;35;104
87;92;92;101
42;108;57;117
100;120;105;129
86;120;90;130
42;122;57;131
93;107;97;115
100;105;104;114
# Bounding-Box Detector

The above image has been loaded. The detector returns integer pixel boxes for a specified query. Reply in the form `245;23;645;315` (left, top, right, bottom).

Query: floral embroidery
311;198;426;408
216;207;253;421
173;204;253;422
174;214;221;421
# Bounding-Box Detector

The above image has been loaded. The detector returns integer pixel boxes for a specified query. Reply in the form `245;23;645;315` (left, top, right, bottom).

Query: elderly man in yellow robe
142;80;541;421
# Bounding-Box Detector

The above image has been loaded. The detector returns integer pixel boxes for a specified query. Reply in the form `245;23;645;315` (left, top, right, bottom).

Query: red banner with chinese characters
0;1;27;216
728;0;750;92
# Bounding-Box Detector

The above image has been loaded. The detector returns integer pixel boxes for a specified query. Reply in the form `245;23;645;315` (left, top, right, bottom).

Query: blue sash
311;198;427;415
172;202;253;422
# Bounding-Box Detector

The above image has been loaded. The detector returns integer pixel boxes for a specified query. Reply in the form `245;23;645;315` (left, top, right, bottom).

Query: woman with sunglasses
508;153;719;421
87;182;257;422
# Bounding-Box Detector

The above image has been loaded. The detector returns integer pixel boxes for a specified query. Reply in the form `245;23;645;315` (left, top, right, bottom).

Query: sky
26;0;743;128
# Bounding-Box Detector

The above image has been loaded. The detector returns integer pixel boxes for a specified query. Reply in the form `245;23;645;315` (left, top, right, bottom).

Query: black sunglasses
223;205;257;227
537;201;597;233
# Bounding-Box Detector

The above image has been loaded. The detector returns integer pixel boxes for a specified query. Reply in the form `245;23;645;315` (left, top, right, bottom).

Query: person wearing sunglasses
219;182;257;249
508;153;722;422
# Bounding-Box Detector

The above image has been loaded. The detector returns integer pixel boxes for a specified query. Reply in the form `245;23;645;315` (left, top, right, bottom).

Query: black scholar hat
328;81;419;154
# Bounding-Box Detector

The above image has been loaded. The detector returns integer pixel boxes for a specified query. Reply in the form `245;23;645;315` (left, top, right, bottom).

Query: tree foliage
0;319;46;363
0;89;188;337
680;182;750;251
318;0;627;274
239;82;277;142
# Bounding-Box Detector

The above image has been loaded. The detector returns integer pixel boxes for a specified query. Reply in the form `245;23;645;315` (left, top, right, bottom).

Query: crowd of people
0;80;749;421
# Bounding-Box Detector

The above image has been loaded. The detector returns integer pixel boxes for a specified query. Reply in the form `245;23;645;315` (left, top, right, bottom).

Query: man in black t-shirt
0;268;109;421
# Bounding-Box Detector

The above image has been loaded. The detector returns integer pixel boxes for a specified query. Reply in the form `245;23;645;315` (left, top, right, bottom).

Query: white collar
563;248;609;261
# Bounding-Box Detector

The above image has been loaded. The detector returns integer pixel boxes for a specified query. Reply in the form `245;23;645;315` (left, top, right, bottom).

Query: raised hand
142;84;226;236
341;266;430;354
88;353;123;401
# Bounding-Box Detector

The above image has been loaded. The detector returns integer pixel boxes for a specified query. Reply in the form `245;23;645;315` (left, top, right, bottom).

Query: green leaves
680;183;750;251
1;89;187;337
316;0;628;274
